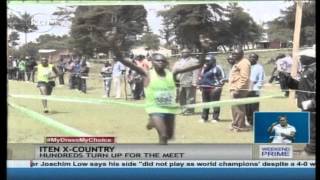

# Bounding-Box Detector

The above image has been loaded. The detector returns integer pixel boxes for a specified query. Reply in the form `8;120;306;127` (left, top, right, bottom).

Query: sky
8;1;293;46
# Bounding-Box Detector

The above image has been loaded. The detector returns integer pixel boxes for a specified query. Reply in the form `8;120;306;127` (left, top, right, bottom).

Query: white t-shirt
276;56;292;73
271;124;296;143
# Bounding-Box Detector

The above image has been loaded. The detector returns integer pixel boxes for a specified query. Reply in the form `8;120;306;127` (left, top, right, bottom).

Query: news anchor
267;115;296;143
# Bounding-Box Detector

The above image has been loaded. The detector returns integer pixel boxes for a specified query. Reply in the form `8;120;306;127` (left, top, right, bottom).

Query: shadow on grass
48;110;70;115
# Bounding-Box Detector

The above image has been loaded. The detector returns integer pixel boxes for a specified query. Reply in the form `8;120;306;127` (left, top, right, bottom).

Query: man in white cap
286;46;316;156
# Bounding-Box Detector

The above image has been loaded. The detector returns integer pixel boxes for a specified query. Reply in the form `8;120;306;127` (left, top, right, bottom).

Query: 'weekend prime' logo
259;145;293;159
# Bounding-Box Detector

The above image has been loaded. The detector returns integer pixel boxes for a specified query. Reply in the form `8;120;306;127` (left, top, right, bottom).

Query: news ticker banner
8;143;314;160
7;160;315;168
9;144;252;160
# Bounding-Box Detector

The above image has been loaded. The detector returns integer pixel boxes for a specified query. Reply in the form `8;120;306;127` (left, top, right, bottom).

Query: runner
117;53;205;145
34;57;60;113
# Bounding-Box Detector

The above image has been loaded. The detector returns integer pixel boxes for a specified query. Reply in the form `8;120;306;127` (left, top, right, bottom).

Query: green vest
144;69;178;114
18;60;26;71
37;64;54;83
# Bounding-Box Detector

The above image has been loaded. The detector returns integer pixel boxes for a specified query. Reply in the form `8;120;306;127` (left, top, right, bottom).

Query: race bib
154;90;174;106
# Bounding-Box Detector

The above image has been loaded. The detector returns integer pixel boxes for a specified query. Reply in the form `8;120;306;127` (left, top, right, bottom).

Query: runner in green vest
18;58;26;81
117;53;205;145
34;57;60;113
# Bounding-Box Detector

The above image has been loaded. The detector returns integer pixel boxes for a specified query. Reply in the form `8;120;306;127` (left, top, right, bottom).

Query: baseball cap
299;46;315;58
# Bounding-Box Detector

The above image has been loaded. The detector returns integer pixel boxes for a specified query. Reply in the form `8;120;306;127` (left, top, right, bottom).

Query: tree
267;1;315;46
8;31;20;48
52;6;75;23
266;19;293;44
36;34;71;50
140;32;160;50
70;6;147;56
159;17;174;46
158;4;227;51
7;12;38;45
225;3;262;49
17;42;39;59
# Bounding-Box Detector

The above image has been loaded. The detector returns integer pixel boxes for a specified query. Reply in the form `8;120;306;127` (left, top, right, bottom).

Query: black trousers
8;68;15;80
179;86;196;114
18;70;25;81
58;74;65;85
69;75;77;89
201;87;222;121
77;77;87;93
26;70;32;81
31;70;35;82
133;80;143;100
81;79;87;93
278;72;290;97
245;91;260;126
305;112;316;154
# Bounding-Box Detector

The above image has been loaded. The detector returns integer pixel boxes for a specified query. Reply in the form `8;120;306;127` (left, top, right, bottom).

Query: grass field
8;49;301;144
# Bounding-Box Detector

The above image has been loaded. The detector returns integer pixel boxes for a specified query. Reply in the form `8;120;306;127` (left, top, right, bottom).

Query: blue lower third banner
7;160;315;180
7;168;315;180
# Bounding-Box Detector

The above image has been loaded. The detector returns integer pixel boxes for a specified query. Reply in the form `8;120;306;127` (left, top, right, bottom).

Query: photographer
285;47;316;155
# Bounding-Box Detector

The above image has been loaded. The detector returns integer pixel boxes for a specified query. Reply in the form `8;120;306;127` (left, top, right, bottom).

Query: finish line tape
9;94;146;108
9;93;284;110
184;94;285;109
8;102;90;136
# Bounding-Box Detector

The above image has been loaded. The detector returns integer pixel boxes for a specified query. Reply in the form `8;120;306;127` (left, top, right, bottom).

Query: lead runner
113;35;210;145
34;57;60;113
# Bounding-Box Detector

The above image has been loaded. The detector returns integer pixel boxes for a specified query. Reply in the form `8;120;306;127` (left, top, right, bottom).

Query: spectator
7;56;15;80
268;58;280;84
246;53;265;126
172;48;199;115
17;57;26;81
286;47;316;156
228;48;251;132
112;57;126;99
275;54;292;97
101;61;113;97
25;56;32;82
128;57;144;100
198;54;226;123
225;54;236;82
29;57;37;83
79;59;89;93
11;57;18;80
134;55;151;99
66;57;80;90
65;58;76;89
57;57;66;85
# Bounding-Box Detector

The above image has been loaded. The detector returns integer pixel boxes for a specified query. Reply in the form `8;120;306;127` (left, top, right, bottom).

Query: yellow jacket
229;58;251;91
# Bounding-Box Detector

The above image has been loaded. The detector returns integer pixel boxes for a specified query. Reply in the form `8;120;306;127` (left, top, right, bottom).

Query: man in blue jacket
198;54;226;123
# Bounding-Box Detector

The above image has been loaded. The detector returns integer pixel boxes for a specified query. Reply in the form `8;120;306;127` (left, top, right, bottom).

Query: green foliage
140;32;160;50
7;12;38;44
16;42;39;59
8;31;20;47
70;6;147;56
267;1;315;46
267;22;293;43
225;3;262;48
158;3;262;51
159;4;226;51
36;34;71;50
